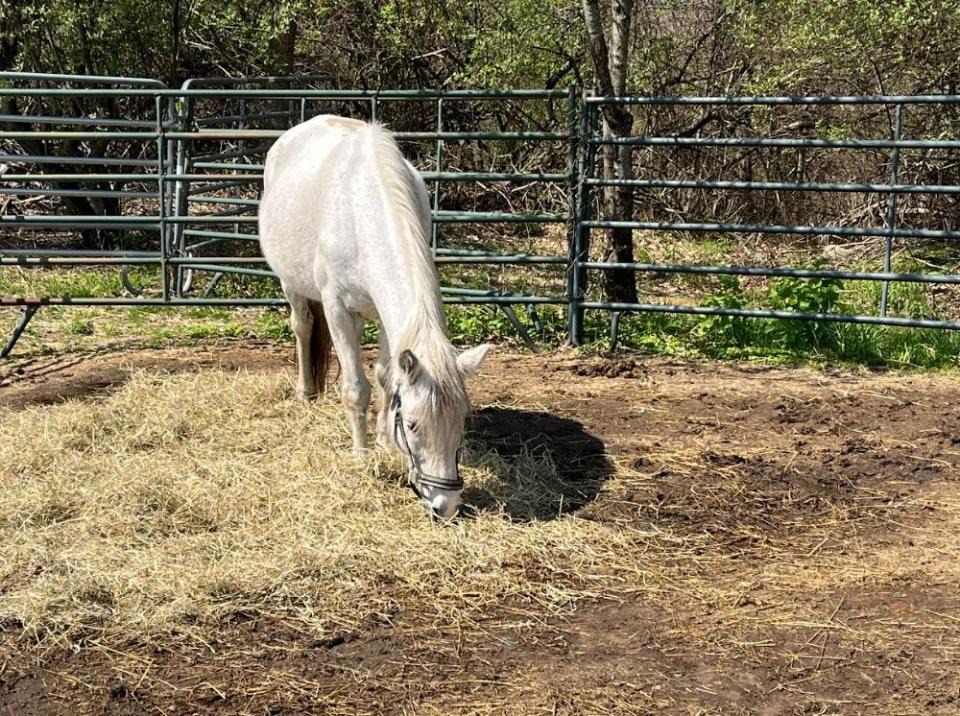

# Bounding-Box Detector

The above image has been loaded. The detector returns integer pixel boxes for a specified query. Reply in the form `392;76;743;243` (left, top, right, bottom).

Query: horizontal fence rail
2;73;959;356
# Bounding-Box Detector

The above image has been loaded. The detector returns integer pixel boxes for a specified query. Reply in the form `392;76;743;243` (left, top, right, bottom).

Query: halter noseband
390;389;464;497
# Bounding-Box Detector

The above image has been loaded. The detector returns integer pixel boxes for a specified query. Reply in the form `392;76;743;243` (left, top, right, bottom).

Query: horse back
258;116;376;296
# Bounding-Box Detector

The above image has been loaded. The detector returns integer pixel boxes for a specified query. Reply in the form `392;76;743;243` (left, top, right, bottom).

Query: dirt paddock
2;343;960;715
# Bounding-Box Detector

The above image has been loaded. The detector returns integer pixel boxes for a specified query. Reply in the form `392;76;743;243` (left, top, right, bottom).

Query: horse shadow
459;406;614;522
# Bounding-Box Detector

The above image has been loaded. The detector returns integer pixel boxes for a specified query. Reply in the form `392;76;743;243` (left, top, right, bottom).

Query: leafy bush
697;275;753;355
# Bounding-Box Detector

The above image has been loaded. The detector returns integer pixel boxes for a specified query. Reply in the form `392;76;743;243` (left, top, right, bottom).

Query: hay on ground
0;368;629;647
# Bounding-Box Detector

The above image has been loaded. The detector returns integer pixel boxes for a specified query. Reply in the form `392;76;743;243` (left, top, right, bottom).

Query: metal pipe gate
2;73;959;357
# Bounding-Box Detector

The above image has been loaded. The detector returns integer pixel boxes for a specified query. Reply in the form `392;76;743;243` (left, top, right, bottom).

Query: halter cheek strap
390;389;464;497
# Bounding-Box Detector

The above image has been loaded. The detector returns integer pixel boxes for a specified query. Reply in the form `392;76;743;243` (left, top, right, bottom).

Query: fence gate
571;94;960;345
0;73;575;355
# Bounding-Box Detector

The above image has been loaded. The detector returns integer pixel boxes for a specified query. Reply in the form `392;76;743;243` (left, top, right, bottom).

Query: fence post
171;88;194;297
431;97;444;250
565;86;579;344
569;96;596;345
155;95;169;301
1;307;39;359
880;103;903;316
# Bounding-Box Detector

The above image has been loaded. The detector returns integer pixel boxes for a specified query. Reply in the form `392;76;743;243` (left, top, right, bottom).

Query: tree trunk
170;0;183;87
268;16;298;76
581;0;638;304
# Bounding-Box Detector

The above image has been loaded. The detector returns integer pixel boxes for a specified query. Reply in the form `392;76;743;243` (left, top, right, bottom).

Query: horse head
388;344;491;519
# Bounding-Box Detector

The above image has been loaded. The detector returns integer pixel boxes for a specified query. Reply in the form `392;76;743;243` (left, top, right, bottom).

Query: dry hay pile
0;368;633;649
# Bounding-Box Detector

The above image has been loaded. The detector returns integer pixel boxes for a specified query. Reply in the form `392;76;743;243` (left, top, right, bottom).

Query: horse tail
307;299;333;392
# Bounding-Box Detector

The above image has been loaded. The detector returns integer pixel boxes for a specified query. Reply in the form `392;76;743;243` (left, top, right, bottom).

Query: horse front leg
322;300;370;454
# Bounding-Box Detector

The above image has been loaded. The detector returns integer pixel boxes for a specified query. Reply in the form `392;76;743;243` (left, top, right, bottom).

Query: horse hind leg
286;291;331;400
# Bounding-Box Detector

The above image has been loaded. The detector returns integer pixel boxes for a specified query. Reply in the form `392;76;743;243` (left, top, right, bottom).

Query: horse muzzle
410;479;461;520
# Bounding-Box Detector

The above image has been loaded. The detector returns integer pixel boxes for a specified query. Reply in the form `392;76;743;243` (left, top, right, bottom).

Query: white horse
258;115;490;519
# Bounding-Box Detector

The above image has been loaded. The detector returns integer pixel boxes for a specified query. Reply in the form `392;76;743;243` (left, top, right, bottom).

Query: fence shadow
460;406;614;522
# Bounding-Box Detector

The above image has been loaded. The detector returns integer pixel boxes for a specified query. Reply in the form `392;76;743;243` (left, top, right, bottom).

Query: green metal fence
2;73;959;356
572;95;960;346
0;74;574;355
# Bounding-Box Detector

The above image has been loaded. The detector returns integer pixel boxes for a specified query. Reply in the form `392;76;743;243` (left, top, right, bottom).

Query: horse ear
398;349;421;382
457;343;491;378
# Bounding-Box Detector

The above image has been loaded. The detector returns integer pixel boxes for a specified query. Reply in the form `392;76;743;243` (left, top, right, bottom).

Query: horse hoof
296;388;318;402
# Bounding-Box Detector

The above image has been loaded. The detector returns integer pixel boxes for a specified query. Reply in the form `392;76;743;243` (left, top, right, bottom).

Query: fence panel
571;95;960;345
4;75;960;356
1;74;574;355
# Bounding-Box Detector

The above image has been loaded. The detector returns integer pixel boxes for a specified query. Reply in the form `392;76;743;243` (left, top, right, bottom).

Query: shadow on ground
461;406;614;522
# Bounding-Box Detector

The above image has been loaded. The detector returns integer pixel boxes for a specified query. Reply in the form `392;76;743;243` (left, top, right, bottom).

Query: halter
390;389;464;498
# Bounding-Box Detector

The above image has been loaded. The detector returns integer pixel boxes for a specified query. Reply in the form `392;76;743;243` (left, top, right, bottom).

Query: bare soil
3;344;960;715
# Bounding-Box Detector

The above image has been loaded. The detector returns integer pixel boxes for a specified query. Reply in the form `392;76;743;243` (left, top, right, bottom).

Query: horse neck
371;242;451;360
367;225;462;395
363;131;450;357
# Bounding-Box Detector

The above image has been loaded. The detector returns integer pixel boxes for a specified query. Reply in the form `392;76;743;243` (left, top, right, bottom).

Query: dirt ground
2;343;960;715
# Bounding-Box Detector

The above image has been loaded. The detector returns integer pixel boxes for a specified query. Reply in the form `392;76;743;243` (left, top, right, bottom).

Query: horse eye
407;421;418;432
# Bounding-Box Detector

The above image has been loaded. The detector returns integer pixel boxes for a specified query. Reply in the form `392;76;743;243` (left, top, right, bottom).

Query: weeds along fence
2;73;960;356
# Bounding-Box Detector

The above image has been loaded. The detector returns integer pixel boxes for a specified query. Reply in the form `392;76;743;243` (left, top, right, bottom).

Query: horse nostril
435;494;462;520
434;495;448;518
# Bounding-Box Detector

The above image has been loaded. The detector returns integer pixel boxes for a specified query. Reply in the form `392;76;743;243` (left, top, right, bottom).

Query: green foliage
255;309;293;341
596;263;960;370
446;306;522;344
4;0;585;94
181;322;246;339
764;262;842;351
5;0;169;77
6;0;960;106
733;0;960;96
0;268;122;298
697;275;752;354
66;318;94;335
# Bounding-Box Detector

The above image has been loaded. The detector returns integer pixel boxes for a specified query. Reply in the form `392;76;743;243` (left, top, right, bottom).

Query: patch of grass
0;266;162;298
446;305;520;344
100;322;124;337
184;307;234;321
3;265;959;370
181;322;246;339
588;264;960;369
66;318;95;336
255;309;293;341
211;273;284;300
146;322;247;342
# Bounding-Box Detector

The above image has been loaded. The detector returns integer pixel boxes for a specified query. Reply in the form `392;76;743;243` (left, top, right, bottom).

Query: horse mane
369;123;466;408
